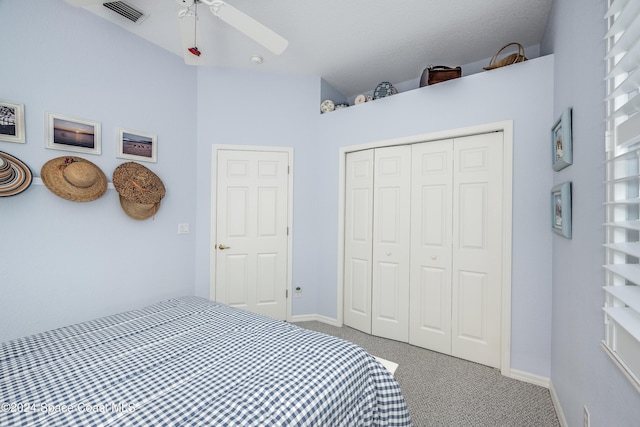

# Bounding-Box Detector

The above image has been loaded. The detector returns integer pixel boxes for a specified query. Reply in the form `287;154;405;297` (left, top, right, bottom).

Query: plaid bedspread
0;297;412;426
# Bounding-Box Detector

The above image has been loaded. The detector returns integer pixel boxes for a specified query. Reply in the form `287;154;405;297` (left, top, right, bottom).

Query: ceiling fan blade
178;13;205;66
207;1;288;55
64;0;103;6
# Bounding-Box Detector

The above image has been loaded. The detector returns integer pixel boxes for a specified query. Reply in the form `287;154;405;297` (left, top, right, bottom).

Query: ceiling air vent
102;1;147;24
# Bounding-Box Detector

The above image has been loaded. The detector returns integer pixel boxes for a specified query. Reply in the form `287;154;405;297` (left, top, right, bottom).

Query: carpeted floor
296;321;560;427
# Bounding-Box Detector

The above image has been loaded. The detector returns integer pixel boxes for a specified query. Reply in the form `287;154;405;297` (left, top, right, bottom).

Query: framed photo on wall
551;181;572;239
46;113;101;155
116;128;157;163
552;107;573;171
0;99;26;144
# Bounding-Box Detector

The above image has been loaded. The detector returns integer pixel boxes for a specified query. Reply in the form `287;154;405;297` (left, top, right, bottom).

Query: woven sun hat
0;151;32;197
40;156;107;202
118;195;160;220
112;162;165;220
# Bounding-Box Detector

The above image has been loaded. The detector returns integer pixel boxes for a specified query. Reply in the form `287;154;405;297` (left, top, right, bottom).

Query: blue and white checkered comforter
0;297;412;426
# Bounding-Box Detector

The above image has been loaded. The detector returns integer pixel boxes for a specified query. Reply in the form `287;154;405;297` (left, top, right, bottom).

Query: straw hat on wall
40;156;107;202
112;162;165;220
0;151;32;197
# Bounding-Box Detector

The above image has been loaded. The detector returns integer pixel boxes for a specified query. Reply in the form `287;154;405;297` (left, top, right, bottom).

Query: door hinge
286;289;289;298
288;165;290;174
287;226;289;235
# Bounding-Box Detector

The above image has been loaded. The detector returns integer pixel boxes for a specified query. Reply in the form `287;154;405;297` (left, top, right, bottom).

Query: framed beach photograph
46;113;101;155
551;182;572;239
0;99;26;144
117;128;157;163
552;107;573;171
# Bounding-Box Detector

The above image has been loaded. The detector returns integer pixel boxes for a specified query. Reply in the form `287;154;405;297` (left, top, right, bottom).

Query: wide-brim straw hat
113;162;165;220
41;156;107;202
0;151;32;197
118;195;161;220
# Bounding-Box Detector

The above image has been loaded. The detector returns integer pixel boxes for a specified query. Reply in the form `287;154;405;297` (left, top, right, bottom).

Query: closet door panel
452;132;503;368
344;150;374;334
372;145;411;342
409;140;453;353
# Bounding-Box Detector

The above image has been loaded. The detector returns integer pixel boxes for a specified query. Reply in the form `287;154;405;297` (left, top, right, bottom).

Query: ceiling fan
176;0;288;65
64;0;289;65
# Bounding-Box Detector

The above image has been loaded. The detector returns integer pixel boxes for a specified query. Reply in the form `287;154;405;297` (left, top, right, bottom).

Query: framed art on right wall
552;107;573;171
551;181;572;239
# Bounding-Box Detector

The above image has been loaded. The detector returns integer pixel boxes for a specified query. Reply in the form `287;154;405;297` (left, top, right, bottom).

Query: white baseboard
290;314;340;327
548;380;568;427
508;368;550;388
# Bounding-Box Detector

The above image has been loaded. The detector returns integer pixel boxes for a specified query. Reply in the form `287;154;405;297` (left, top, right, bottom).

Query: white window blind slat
605;0;630;19
604;264;640;284
604;220;640;230
604;0;640;391
606;67;640;101
604;284;640;312
606;13;640;58
605;242;640;258
618;112;640;147
606;221;640;230
603;307;640;342
606;38;640;78
613;94;640;121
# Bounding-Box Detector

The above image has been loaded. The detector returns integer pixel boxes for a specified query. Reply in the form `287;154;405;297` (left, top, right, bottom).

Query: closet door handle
218;244;231;250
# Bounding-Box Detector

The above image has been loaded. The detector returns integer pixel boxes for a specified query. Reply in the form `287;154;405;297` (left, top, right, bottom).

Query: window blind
603;0;640;392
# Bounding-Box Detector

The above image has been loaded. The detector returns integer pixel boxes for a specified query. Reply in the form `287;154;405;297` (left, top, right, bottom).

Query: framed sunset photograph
117;128;157;163
0;99;25;144
46;112;101;155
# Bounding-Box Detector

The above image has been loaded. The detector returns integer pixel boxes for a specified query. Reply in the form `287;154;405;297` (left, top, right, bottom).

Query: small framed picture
0;99;26;144
46;113;101;155
551;182;572;239
117;128;157;163
552;107;573;171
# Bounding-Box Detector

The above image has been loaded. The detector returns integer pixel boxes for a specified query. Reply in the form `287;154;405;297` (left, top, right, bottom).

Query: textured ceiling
70;0;553;98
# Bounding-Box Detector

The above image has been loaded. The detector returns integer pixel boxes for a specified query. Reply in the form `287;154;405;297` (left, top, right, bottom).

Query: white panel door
344;150;374;334
371;145;411;342
215;149;289;320
451;132;503;368
409;140;454;353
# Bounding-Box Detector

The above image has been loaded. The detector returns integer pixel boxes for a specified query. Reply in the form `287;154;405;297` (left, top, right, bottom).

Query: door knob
218;244;231;250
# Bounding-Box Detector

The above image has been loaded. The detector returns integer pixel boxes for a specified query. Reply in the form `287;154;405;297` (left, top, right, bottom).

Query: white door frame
210;144;294;322
337;121;513;376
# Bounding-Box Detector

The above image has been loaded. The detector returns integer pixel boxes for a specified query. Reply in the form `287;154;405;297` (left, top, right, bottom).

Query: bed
0;296;412;426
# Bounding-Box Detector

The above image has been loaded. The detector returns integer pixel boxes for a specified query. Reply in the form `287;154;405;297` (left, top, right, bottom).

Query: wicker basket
483;42;527;70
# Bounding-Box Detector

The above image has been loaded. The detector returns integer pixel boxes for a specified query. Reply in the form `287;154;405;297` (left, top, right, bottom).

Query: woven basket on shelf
483;42;527;70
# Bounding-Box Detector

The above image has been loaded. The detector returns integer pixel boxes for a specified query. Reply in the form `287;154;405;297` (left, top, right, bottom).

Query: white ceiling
70;0;553;99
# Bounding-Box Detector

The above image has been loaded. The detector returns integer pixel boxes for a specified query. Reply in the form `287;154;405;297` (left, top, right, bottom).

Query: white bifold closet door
344;131;504;369
409;132;503;368
343;146;411;341
344;149;375;334
371;146;411;342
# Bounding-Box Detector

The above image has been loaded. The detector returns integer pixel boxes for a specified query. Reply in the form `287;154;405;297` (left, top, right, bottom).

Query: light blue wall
194;67;322;317
0;0;198;343
541;0;640;425
3;0;556;381
315;56;555;377
193;59;556;379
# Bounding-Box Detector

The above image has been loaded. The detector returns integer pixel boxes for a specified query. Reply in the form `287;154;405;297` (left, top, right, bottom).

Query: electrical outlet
583;406;590;427
178;223;190;234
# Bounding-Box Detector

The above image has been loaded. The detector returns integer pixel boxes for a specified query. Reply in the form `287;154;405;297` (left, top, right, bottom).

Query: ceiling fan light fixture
250;55;263;65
